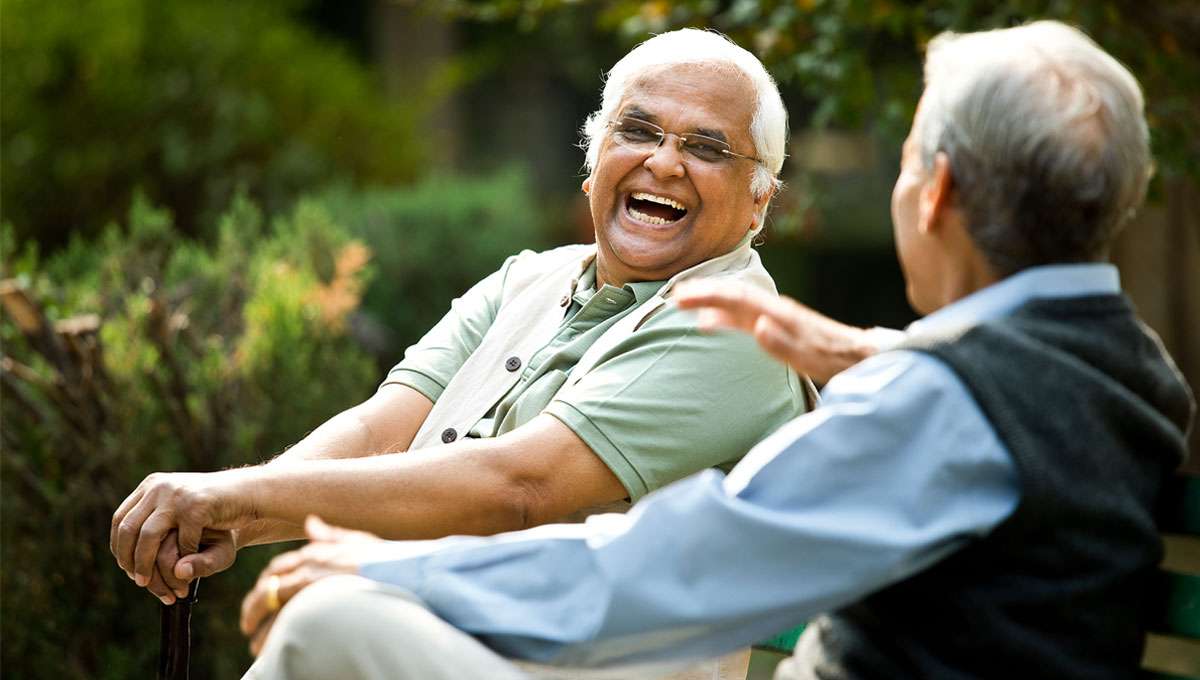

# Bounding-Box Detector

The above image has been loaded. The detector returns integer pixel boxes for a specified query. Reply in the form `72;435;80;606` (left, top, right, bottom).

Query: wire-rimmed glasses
607;116;763;165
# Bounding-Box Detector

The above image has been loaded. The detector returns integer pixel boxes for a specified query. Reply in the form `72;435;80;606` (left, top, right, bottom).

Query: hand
111;470;252;591
240;516;382;657
141;529;237;605
674;280;877;384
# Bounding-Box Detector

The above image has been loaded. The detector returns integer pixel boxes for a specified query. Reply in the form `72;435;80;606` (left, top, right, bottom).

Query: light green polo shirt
382;258;805;501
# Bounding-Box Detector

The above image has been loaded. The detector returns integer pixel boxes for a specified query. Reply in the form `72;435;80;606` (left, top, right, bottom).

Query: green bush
319;166;552;364
1;196;380;679
0;168;552;677
1;0;426;250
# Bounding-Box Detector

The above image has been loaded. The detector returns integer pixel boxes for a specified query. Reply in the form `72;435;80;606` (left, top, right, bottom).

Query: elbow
489;458;564;531
510;476;550;531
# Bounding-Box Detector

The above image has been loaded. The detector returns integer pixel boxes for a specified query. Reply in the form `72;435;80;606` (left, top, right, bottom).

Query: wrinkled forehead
618;63;757;141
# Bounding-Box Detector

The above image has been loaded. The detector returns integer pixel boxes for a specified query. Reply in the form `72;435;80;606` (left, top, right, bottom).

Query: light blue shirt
359;264;1123;669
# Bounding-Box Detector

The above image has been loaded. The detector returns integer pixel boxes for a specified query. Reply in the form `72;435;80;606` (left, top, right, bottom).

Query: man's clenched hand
111;470;253;597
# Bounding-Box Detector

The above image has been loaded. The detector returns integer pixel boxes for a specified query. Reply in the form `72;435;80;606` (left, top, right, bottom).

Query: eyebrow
619;106;730;142
694;128;728;143
621;106;657;123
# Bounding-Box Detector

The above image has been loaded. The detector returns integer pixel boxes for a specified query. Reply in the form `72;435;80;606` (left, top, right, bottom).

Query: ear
917;152;954;235
749;185;776;231
581;176;593;196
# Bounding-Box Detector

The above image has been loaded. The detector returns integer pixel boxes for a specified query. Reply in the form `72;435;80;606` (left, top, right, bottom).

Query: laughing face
584;64;771;286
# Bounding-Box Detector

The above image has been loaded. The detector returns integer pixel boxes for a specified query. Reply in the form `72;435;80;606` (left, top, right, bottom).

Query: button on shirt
359;264;1123;668
382;259;803;500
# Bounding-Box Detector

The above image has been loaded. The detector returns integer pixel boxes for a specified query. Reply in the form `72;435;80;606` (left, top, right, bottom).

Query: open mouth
625;192;688;225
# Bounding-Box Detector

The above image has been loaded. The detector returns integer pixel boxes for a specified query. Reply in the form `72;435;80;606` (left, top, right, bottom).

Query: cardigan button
559;295;570;307
441;428;457;443
505;356;522;372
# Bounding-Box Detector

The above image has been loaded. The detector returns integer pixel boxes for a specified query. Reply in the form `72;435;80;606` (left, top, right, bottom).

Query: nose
643;133;686;179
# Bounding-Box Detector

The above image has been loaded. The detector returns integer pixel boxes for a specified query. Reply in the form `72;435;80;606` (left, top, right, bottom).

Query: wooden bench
746;474;1200;679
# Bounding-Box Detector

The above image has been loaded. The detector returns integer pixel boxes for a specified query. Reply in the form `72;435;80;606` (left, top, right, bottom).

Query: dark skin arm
116;383;431;604
112;406;626;602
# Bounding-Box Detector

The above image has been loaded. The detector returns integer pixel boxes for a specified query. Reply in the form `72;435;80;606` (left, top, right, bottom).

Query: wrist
210;466;268;529
828;322;873;363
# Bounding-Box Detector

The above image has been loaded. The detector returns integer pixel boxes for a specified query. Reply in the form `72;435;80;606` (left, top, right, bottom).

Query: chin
599;219;688;280
608;244;682;281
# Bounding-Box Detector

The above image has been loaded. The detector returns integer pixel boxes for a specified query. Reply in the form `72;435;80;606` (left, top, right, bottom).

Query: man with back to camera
235;20;1194;680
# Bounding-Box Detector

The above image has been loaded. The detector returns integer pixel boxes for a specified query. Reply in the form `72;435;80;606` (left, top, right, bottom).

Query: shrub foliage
1;197;377;678
1;168;549;678
1;0;426;249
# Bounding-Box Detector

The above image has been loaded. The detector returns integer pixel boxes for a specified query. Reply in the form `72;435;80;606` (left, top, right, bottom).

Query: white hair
917;21;1151;274
581;28;788;201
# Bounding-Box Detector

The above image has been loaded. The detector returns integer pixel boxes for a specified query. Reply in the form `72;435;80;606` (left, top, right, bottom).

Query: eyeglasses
607;116;763;166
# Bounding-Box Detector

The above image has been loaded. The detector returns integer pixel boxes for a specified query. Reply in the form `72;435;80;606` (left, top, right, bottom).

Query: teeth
632;192;685;211
628;207;673;225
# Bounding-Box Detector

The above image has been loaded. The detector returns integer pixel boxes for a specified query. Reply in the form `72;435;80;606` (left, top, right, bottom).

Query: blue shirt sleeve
358;350;1020;668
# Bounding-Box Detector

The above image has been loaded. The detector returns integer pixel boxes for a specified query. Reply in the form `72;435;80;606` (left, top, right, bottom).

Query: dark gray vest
796;294;1194;680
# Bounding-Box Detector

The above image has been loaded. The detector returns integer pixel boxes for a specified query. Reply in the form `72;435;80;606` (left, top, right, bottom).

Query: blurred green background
2;1;1197;677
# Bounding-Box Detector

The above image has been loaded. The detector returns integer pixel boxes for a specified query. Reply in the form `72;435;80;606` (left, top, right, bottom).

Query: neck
938;247;1001;308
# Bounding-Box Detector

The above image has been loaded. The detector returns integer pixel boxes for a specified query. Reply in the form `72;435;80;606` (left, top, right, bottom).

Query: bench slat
1150;571;1200;639
1141;632;1200;679
753;624;805;654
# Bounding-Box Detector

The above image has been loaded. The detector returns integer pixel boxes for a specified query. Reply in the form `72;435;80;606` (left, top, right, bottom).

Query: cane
158;579;200;680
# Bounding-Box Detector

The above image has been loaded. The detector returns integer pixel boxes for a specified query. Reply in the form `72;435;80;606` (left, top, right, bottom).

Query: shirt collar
571;230;756;306
575;260;664;306
906;263;1121;337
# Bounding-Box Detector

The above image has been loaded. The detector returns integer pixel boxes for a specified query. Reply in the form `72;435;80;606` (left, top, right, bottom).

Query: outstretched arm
673;280;889;383
308;353;1018;668
111;412;626;603
113;383;433;604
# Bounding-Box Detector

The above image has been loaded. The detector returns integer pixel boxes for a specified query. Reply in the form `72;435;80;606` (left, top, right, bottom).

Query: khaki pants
243;575;749;680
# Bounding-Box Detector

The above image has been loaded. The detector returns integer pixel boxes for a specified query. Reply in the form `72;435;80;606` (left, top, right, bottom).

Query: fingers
753;315;798;366
176;514;204;556
248;612;277;658
112;499;156;584
240;573;272;637
145;563;178;605
304;515;340;542
240;566;307;637
304;515;378;543
175;532;237;581
675;281;787;335
157;530;190;599
132;510;174;587
261;548;307;579
676;280;762;311
694;307;743;333
110;487;144;571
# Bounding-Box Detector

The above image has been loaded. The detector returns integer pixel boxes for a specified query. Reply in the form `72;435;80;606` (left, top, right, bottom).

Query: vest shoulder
508;243;594;271
498;244;595;299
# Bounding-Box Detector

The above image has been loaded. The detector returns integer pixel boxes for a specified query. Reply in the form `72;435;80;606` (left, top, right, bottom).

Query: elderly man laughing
112;28;811;679
237;20;1191;680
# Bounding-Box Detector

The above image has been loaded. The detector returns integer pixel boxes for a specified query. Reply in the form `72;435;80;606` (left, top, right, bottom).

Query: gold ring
266;574;281;613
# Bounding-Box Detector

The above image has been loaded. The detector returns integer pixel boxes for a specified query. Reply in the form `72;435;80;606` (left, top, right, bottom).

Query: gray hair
581;28;788;201
918;21;1151;275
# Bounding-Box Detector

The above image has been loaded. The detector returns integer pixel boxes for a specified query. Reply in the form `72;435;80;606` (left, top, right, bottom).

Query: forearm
230;414;621;541
239;384;435;545
234;441;529;540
